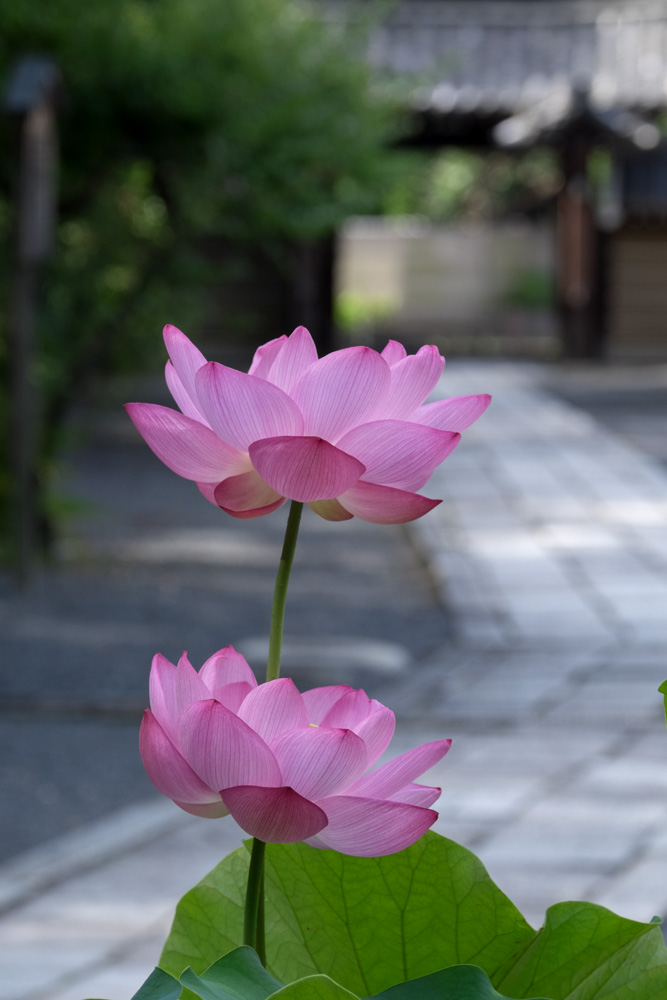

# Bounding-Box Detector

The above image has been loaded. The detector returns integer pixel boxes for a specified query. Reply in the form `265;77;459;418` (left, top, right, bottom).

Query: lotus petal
195;363;304;451
378;346;445;420
380;340;407;366
149;652;210;748
221;785;327;842
125;404;248;482
306;498;354;521
310;795;437;856
214;470;283;512
237;678;308;744
292;346;390;441
353;706;396;767
179;700;281;791
337;481;441;524
271;726;369;799
387;782;441;808
348;740;452;799
199;646;258;693
248;335;288;379
411;393;492;431
140;710;219;806
163;325;207;403
337;420;460;491
320;688;377;729
173;798;230;819
165;361;207;423
264;326;318;393
249;436;364;502
301;685;353;725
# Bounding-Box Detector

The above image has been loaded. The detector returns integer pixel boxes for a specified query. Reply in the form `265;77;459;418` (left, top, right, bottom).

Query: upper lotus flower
140;646;451;856
126;325;490;523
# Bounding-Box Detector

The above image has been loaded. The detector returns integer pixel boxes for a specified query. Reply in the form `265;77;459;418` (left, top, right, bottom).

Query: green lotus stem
266;499;303;683
243;838;266;963
244;500;303;963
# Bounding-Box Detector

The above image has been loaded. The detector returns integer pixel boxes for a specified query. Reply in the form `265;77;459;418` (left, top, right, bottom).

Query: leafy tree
0;0;401;560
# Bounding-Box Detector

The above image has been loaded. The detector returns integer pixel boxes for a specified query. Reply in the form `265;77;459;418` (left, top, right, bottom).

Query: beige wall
336;216;554;326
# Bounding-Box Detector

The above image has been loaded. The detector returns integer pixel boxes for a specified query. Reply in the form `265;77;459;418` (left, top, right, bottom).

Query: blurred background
2;0;667;911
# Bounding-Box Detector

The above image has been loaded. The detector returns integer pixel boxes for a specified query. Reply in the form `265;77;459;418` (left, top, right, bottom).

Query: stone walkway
3;360;667;1000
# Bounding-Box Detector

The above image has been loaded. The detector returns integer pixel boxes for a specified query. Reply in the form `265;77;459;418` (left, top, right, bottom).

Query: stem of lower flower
243;838;266;963
265;499;303;683
243;501;303;964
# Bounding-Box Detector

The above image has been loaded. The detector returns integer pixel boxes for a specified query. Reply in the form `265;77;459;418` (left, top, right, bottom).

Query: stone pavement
3;360;667;1000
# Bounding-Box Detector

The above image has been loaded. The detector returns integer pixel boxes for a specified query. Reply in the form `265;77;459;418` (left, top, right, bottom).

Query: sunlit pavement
3;360;667;999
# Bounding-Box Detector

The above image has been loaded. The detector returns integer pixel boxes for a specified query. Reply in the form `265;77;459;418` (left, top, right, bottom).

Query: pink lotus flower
126;325;490;523
140;646;451;856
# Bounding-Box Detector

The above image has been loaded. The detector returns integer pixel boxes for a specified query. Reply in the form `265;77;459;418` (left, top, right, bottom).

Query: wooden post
292;234;336;355
4;57;61;586
556;141;603;358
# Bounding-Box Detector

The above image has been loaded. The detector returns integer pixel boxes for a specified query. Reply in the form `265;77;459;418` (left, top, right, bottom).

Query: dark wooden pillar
556;142;604;358
291;233;337;356
4;57;61;585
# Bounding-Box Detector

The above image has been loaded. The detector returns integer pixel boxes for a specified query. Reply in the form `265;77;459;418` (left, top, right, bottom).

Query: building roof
369;1;667;112
326;1;667;145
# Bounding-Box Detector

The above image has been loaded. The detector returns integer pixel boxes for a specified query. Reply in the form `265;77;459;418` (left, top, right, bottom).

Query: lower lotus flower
140;646;451;856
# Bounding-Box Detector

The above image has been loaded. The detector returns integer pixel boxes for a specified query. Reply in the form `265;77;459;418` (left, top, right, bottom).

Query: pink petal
248;336;288;379
271;727;369;799
237;678;308;744
163;325;208;402
353;707;396;766
306;498;354;521
214;470;283;512
292;346;391;441
205;681;254;713
337;481;440;524
336;421;460;492
140;710;222;807
264;327;318;394
410;394;492;432
309;796;437;856
221;497;287;520
173;799;230;819
381;340;407;366
388;783;441;809
179;700;282;791
125;403;248;481
199;646;258;691
165;361;208;423
197;481;219;506
220;785;327;842
378;346;445;420
149;652;209;748
249;437;364;502
301;685;353;725
320;688;375;729
348;740;452;799
195;363;304;451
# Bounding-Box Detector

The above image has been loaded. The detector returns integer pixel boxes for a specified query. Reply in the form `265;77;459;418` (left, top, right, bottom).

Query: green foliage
504;268;554;310
658;680;667;728
160;833;667;1000
0;0;398;558
160;833;535;996
128;949;547;1000
382;149;562;222
370;965;548;1000
179;947;283;1000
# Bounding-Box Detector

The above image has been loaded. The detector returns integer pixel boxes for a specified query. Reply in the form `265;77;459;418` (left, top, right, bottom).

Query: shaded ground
545;362;667;467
